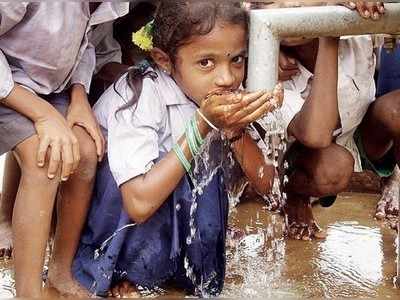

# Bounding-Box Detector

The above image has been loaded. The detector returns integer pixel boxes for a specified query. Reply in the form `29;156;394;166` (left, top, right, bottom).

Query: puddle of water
223;193;399;298
0;193;399;298
0;261;14;298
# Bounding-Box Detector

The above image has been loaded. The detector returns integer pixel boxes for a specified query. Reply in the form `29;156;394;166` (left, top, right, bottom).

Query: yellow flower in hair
132;20;154;51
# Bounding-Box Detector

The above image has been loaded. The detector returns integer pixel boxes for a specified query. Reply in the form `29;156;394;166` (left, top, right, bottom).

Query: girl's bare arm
120;116;210;224
231;133;275;196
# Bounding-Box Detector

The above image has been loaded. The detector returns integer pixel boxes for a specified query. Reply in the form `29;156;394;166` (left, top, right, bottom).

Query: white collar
155;68;196;107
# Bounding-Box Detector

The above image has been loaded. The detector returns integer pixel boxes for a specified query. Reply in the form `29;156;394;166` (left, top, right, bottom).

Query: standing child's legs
12;136;60;297
0;153;20;259
48;126;97;296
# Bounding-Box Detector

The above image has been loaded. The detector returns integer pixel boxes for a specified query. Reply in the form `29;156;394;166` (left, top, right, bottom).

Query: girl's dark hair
116;0;248;114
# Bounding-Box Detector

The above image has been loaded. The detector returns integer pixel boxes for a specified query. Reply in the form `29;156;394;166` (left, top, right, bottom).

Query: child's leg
12;136;60;297
373;48;400;222
48;126;97;296
375;166;399;227
0;152;20;259
359;90;400;222
284;143;354;240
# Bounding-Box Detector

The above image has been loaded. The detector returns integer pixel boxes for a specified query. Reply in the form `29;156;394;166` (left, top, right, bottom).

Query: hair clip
132;19;155;51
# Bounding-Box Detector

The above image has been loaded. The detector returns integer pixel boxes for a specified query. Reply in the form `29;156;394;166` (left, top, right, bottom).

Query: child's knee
374;90;400;134
314;148;354;194
15;137;60;187
75;133;98;181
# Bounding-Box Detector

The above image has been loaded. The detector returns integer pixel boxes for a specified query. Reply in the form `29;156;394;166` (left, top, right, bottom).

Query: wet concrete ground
224;193;399;298
0;193;399;298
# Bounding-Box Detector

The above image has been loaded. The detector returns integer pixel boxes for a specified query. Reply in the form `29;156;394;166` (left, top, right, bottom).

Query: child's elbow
122;195;153;224
129;210;151;224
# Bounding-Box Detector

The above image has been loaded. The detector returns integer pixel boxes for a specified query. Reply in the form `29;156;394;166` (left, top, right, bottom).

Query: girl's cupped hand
199;83;284;131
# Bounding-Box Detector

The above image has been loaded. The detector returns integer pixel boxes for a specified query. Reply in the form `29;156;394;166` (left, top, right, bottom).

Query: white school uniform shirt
94;68;198;186
280;35;376;171
0;2;129;98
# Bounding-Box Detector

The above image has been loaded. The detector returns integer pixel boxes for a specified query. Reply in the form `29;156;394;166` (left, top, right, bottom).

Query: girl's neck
283;39;319;73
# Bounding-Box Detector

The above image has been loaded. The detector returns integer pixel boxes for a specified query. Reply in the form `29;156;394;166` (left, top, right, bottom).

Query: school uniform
72;67;229;296
0;2;129;154
280;36;377;172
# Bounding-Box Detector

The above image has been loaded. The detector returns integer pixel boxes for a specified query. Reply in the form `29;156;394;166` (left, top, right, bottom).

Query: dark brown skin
259;1;386;240
281;37;351;240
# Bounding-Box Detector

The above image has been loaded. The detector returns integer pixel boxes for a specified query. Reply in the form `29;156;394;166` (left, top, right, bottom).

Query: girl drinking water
72;0;282;297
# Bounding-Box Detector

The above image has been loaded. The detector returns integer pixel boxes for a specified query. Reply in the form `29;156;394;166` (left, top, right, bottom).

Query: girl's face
171;21;247;105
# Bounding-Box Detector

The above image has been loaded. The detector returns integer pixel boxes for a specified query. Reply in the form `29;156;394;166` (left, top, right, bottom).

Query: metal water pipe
247;3;400;91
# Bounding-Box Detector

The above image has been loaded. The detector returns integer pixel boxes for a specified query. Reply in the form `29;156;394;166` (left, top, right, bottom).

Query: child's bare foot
375;173;399;224
0;221;12;260
284;195;326;240
47;263;90;298
110;281;140;298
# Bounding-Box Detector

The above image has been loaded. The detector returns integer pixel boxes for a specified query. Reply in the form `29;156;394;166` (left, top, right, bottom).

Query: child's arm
2;84;79;180
67;83;105;161
121;114;210;223
0;3;28;99
119;91;272;223
288;37;339;148
230;133;274;196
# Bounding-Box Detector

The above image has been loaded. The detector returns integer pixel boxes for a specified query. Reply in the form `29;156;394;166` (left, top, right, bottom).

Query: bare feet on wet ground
110;281;141;298
0;220;12;260
375;171;399;230
284;195;326;240
47;262;90;297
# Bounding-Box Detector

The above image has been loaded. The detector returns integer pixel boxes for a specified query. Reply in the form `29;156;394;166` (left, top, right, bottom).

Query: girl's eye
232;55;245;64
199;59;214;68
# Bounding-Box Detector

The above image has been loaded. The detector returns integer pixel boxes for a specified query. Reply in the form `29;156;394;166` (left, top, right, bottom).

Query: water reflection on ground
0;193;399;298
223;193;399;298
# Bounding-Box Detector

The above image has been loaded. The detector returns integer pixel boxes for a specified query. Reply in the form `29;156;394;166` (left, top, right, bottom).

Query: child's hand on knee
35;114;80;181
67;84;105;162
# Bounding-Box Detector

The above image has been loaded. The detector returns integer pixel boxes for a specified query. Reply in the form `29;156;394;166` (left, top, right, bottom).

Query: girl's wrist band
173;144;191;173
191;118;204;147
174;114;207;173
196;109;219;131
185;121;199;158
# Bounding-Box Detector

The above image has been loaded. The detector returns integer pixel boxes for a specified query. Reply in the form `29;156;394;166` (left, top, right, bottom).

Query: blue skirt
72;157;229;297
